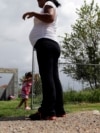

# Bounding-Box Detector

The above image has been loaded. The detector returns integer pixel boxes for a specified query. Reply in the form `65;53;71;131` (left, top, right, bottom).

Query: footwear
56;113;66;117
25;106;31;110
46;116;56;120
29;112;56;121
29;112;41;120
56;111;66;117
56;110;66;117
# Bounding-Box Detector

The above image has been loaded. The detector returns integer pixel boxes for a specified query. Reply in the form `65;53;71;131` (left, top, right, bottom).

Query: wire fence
31;53;100;109
59;62;100;90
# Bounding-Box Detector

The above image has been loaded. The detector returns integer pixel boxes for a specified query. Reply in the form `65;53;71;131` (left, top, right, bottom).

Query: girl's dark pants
34;38;65;117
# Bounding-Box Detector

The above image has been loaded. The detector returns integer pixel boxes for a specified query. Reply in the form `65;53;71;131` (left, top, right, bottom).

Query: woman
23;0;65;120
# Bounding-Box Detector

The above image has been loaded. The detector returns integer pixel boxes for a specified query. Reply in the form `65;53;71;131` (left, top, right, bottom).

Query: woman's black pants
34;38;65;116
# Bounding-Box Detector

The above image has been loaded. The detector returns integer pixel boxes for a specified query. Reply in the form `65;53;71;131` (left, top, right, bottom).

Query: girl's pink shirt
22;81;32;95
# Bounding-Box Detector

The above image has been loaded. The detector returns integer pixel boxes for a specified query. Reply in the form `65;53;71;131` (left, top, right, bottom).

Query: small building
0;68;18;100
0;85;7;100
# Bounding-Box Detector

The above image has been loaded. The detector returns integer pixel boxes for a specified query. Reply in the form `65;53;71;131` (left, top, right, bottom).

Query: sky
0;0;100;88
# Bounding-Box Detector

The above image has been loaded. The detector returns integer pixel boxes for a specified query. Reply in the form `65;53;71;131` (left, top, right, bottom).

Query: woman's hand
22;12;34;20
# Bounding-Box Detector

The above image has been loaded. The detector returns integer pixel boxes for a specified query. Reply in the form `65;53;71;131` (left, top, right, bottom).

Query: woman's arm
22;5;56;23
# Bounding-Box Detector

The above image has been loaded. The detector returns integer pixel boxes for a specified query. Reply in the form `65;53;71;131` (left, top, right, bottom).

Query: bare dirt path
0;111;100;133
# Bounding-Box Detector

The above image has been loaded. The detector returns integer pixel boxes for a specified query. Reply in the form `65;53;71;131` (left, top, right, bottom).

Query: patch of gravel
0;111;100;133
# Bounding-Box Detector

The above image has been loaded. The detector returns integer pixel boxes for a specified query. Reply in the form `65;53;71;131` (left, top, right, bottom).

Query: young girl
17;72;32;110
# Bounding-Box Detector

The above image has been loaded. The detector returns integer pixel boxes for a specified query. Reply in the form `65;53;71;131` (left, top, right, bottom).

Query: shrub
63;88;100;103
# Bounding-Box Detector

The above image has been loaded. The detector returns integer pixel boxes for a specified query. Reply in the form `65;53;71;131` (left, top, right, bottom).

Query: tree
62;0;100;89
33;73;42;95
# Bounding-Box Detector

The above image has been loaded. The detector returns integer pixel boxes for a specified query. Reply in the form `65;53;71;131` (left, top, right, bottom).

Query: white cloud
0;0;100;85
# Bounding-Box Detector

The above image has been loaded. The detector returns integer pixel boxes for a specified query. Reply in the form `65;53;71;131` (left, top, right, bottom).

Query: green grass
0;99;35;117
0;99;100;117
64;102;100;113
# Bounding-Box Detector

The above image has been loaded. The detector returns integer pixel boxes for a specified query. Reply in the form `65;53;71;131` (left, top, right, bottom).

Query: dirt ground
0;111;100;133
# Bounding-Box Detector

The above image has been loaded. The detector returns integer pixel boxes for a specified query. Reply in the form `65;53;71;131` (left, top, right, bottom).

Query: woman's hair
47;0;61;7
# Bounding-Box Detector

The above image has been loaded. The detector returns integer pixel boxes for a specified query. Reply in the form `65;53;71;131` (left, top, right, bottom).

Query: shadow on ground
0;116;30;121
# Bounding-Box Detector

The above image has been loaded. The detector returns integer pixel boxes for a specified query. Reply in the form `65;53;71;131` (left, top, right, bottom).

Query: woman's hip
34;38;60;56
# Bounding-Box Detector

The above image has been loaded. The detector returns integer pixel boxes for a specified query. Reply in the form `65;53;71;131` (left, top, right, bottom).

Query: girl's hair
47;0;61;7
25;72;32;78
